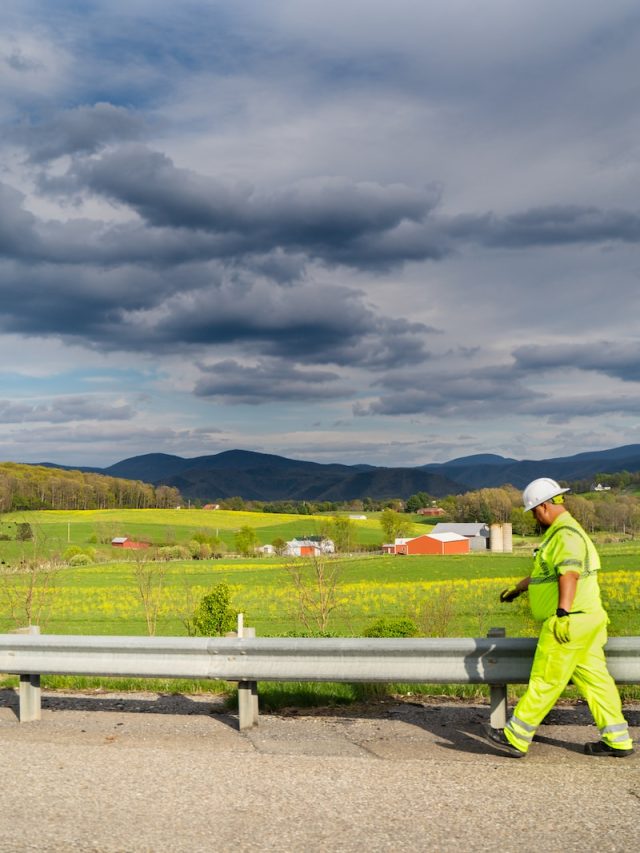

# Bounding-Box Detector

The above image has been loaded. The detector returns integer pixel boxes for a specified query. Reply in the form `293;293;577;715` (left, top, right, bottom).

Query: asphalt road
1;690;638;853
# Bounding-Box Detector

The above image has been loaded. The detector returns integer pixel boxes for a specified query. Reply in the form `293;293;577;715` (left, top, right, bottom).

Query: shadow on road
0;687;239;729
1;688;637;754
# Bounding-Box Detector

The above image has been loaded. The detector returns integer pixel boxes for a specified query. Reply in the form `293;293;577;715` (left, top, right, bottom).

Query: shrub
16;522;33;541
157;545;190;561
363;617;420;638
68;553;92;567
191;583;238;636
63;546;84;561
187;539;212;559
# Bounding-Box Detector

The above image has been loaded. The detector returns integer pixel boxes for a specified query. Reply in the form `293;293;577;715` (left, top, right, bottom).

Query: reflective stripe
506;722;533;744
610;733;631;744
530;568;593;584
558;559;582;568
511;715;536;733
537;523;598;578
601;723;628;734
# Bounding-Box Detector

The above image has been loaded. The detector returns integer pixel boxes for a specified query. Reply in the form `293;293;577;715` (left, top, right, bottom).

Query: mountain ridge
26;443;640;502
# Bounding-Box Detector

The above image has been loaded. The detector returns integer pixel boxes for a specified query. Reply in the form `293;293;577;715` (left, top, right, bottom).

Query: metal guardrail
2;633;639;730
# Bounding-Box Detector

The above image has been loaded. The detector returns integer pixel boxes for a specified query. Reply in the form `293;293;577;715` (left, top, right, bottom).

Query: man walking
482;477;634;758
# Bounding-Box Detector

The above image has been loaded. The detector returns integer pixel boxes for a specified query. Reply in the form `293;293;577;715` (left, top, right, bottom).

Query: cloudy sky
2;0;640;469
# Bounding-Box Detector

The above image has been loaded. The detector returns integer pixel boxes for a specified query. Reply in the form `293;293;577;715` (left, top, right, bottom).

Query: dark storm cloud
194;359;350;404
0;260;180;338
0;397;133;424
355;365;538;417
452;206;640;249
355;353;640;423
121;280;432;368
519;393;640;423
54;144;446;267
0;252;432;372
513;341;640;382
24;143;640;277
0;181;252;268
15;104;146;163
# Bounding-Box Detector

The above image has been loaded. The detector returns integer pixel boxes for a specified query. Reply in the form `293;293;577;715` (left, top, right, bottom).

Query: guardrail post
17;626;41;723
237;623;259;731
487;627;507;729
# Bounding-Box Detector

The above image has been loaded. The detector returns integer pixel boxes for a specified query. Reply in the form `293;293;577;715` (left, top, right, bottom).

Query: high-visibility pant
504;609;633;754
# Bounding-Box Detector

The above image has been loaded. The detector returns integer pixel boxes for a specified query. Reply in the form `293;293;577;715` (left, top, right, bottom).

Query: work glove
550;610;571;644
499;586;521;603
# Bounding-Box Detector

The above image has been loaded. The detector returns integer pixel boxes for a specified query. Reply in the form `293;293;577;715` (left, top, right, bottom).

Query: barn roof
431;523;489;537
425;532;467;542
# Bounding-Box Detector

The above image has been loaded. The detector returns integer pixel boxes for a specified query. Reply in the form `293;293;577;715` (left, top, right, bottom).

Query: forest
0;463;181;512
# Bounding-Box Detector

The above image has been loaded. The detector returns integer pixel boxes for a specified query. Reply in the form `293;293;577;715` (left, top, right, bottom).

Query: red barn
111;537;150;550
390;532;469;555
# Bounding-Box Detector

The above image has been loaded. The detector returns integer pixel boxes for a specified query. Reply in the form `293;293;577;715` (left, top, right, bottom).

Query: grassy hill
0;507;431;562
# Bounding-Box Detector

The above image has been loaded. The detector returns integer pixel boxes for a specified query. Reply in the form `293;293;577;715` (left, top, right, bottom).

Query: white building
284;538;335;557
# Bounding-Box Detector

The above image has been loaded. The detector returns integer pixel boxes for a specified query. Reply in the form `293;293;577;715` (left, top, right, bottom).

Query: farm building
430;523;490;551
383;532;469;556
111;537;150;550
284;537;335;557
416;507;446;517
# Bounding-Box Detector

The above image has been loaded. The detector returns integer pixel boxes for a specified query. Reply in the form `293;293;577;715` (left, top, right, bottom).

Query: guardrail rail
1;630;639;730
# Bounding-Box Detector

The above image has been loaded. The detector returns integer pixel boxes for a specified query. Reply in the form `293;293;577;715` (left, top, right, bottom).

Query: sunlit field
0;507;426;561
2;547;638;638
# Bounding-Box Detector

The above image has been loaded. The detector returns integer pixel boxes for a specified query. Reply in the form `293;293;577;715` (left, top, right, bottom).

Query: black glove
551;608;571;643
500;586;521;603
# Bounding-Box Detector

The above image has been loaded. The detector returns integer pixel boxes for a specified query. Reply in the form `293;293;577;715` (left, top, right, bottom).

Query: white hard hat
522;477;570;511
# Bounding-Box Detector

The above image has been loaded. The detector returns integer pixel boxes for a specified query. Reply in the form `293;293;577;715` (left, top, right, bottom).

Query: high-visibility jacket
528;511;603;620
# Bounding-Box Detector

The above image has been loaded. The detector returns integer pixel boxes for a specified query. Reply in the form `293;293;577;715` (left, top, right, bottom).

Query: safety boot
584;740;634;757
481;724;526;758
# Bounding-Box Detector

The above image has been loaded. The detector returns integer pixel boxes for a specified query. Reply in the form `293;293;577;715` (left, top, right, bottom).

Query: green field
2;508;639;637
0;507;427;560
1;509;639;704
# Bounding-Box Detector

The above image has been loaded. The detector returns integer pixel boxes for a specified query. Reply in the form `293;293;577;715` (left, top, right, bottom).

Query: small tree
235;525;258;556
191;583;238;636
132;558;167;636
271;537;287;555
284;555;343;634
0;558;62;629
410;584;457;637
331;515;355;552
379;508;410;542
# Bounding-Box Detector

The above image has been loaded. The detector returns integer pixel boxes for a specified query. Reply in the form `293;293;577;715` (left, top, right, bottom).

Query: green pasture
0;507;421;560
2;545;639;638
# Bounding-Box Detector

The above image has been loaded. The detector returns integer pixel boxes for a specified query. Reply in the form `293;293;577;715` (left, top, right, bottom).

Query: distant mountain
29;443;640;502
424;453;518;468
420;444;640;489
102;450;463;501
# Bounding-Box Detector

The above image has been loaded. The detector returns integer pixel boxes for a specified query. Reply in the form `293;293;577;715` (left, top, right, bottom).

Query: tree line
0;463;181;512
434;485;640;536
214;496;403;514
